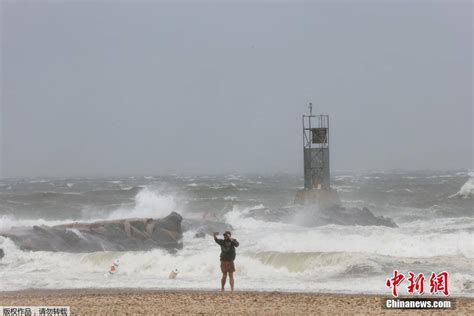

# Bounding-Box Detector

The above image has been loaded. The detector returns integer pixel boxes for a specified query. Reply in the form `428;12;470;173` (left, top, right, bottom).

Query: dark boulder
246;204;397;228
0;212;183;253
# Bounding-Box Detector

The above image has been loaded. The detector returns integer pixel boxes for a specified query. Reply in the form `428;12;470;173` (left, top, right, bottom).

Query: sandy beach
0;289;472;315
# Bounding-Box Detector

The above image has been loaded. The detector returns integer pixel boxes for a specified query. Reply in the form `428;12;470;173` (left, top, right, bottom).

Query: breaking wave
0;187;180;230
224;205;474;259
1;233;472;296
107;187;180;220
450;174;474;199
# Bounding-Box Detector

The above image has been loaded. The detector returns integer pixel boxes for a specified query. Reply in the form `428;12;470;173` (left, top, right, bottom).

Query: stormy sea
0;170;472;296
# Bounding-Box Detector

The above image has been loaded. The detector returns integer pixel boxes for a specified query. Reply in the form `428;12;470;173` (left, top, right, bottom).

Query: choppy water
0;170;472;296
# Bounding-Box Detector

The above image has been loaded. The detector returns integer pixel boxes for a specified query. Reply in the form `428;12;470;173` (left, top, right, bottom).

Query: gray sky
1;0;472;178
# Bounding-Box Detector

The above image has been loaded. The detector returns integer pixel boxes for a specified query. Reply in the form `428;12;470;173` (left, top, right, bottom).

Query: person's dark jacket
214;237;239;261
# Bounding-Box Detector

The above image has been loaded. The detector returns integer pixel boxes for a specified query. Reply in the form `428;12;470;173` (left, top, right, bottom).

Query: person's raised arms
231;238;239;247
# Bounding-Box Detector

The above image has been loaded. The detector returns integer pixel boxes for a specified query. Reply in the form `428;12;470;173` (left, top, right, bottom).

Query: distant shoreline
0;288;472;298
0;289;472;315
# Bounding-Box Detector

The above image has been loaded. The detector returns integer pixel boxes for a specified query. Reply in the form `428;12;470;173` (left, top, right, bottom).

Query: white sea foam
223;196;237;201
332;185;356;192
224;205;474;259
0;184;472;296
0;217;472;295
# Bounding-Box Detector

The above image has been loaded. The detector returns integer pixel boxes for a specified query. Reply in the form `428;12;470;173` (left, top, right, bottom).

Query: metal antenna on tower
309;102;313;116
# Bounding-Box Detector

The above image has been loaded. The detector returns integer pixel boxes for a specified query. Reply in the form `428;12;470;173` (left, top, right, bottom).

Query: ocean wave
223;205;474;259
0;174;472;295
83;187;141;196
449;175;474;199
242;251;473;279
0;187;180;229
332;185;356;192
1;235;472;296
106;187;181;220
0;187;142;202
242;251;382;276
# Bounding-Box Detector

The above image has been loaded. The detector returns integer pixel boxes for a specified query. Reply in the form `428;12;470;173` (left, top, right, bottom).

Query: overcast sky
1;1;472;178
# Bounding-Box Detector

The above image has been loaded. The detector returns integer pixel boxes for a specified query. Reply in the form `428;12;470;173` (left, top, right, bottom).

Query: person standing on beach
213;231;239;292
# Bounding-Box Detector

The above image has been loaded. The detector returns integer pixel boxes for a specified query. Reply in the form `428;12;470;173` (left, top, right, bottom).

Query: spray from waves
223;204;474;259
1;226;473;295
449;173;474;199
1;178;473;295
0;234;388;291
0;232;312;292
1;201;473;295
106;187;180;220
0;187;181;230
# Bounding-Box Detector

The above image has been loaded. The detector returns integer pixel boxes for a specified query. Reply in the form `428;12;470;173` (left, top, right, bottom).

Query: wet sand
0;289;472;315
